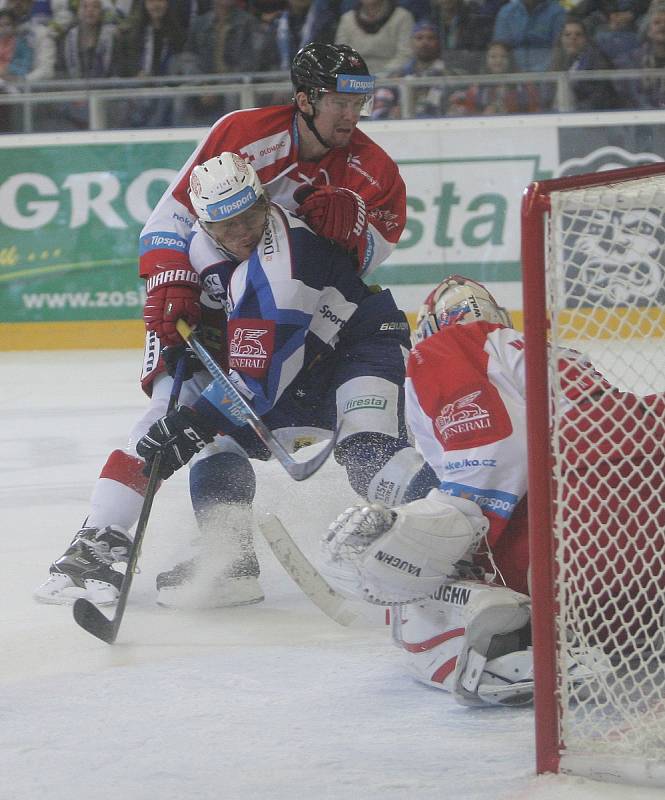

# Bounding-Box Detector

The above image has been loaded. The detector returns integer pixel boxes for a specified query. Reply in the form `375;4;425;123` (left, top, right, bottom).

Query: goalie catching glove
322;489;489;605
144;264;201;346
136;406;217;479
294;185;368;266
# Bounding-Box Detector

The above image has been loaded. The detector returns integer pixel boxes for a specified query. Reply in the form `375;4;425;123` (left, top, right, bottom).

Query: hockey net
521;164;665;787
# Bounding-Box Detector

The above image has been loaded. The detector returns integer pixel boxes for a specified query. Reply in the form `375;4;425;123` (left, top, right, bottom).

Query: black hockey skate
34;526;132;606
156;552;264;609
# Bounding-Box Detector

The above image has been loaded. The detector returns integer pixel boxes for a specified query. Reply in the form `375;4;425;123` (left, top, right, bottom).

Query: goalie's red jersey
139;105;406;280
405;321;665;637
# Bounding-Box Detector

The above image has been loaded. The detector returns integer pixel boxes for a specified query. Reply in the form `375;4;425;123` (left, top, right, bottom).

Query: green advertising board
5;113;661;349
0;139;201;325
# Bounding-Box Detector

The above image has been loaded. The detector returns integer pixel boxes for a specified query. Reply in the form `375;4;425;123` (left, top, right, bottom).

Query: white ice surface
1;350;663;800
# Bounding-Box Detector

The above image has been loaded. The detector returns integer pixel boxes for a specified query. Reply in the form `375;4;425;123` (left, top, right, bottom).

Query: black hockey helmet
291;43;374;115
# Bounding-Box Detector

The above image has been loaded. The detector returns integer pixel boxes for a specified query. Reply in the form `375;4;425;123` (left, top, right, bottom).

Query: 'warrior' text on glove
144;264;201;347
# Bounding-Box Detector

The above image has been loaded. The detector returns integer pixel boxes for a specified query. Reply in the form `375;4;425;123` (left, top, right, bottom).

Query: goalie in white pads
324;489;534;707
323;274;659;706
323;276;534;707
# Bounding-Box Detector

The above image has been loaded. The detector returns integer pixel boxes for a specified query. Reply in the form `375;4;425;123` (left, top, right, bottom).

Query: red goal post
521;163;665;787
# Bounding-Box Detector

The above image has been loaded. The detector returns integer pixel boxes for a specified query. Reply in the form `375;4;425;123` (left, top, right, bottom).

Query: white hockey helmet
189;152;265;223
414;274;512;343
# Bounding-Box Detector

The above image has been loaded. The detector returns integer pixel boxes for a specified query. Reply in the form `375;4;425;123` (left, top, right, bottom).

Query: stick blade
73;598;118;644
284;422;342;481
258;513;359;626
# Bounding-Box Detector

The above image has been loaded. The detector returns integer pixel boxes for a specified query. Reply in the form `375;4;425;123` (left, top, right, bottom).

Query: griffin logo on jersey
433;382;513;451
228;319;275;376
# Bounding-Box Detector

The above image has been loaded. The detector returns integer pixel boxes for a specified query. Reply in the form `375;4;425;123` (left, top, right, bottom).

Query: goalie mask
414;275;512;343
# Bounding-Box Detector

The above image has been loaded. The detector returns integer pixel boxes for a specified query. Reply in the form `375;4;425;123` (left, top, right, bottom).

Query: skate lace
81;533;129;565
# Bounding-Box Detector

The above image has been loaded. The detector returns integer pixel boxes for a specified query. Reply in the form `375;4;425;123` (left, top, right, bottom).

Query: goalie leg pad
392;581;532;706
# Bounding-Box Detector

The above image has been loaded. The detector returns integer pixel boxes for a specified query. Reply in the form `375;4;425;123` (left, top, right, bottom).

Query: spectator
0;7;28;129
56;0;116;78
638;0;665;35
493;0;566;72
614;2;665;107
114;0;186;77
113;0;187;127
594;0;641;63
275;0;339;69
2;0;55;79
29;0;74;34
569;0;648;36
176;0;210;28
335;0;415;75
54;0;116;127
389;19;465;116
247;0;285;72
176;0;258;123
0;8;32;79
449;40;543;114
0;0;74;32
427;0;499;71
371;83;401;116
550;16;619;109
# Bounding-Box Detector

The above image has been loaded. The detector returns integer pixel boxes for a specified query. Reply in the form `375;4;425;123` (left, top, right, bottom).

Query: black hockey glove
136;406;217;480
162;344;204;381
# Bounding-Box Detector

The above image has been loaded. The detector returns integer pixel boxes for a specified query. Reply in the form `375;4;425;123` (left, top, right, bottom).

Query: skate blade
156;576;264;610
34;572;87;605
34;579;118;607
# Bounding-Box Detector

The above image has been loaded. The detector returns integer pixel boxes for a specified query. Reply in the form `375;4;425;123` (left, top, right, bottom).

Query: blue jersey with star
186;203;404;434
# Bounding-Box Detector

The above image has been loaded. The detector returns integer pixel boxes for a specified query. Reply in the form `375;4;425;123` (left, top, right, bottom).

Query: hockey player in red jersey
141;41;406;383
323;274;665;706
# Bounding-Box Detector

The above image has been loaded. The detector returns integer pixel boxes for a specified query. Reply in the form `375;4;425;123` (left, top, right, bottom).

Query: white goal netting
545;177;665;781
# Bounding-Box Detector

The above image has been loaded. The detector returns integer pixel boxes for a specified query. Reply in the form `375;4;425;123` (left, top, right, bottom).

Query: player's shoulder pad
206;105;291;150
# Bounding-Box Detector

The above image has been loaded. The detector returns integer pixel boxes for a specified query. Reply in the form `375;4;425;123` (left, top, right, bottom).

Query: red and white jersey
139;104;406;280
406;322;623;540
406;322;530;555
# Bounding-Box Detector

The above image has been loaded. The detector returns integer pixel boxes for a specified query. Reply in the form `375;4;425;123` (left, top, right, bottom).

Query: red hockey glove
144;265;201;346
295;185;368;255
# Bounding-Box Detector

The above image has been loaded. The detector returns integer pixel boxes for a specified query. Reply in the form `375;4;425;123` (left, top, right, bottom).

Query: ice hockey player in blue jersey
135;152;437;608
34;151;436;611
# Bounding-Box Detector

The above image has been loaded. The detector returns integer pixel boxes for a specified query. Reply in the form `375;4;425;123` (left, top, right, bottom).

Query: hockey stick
73;355;188;644
258;513;361;627
176;319;340;481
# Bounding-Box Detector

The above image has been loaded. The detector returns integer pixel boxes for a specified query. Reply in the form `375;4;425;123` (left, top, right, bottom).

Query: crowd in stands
1;0;665;130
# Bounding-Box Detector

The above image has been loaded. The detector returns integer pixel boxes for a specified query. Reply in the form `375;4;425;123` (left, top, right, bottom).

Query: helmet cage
414;275;512;343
